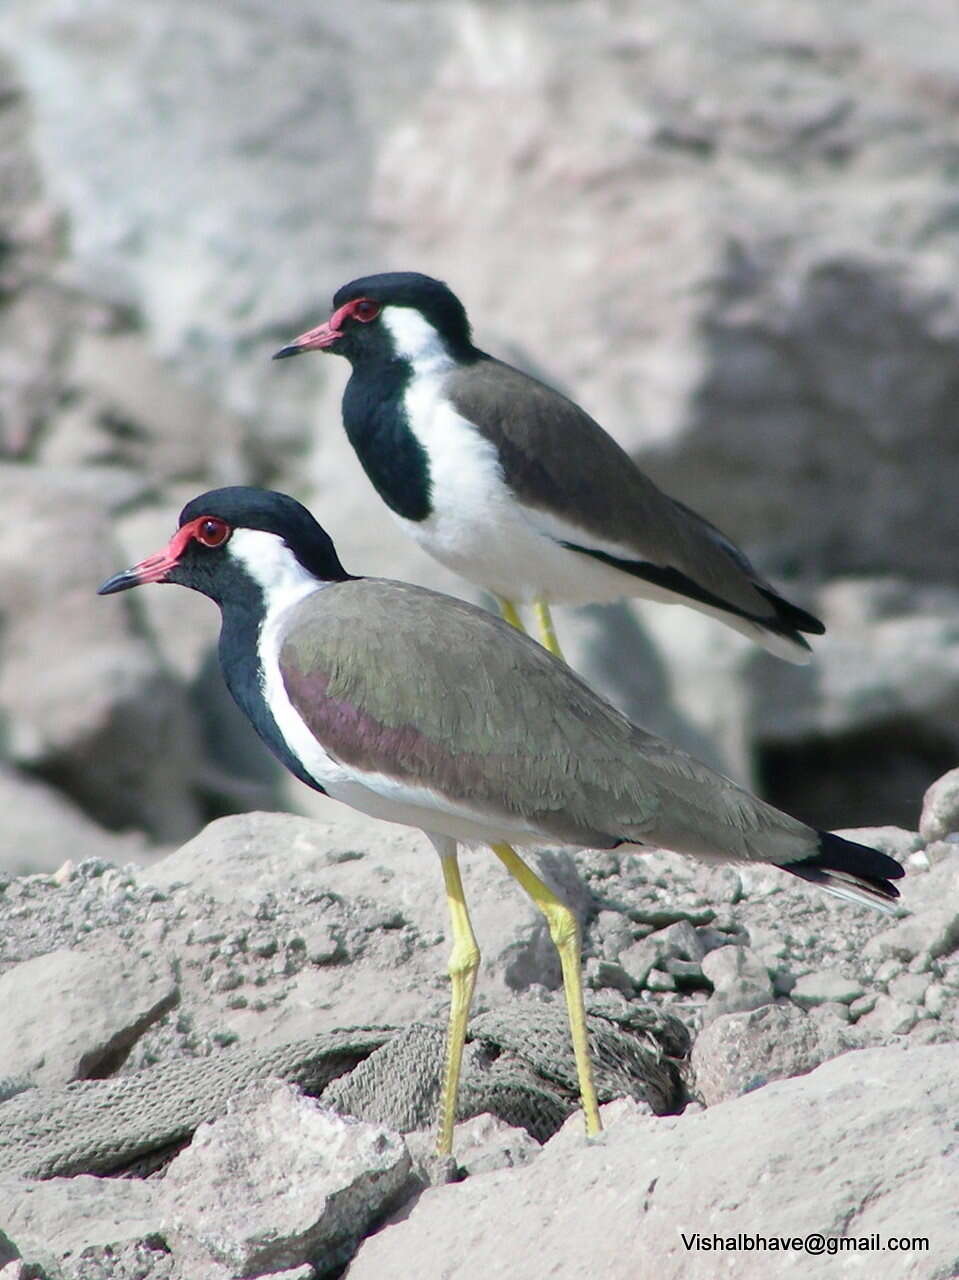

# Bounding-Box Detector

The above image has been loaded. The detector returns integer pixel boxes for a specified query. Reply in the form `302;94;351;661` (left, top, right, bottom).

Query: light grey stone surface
348;1046;959;1280
0;468;204;843
0;945;177;1086
919;767;959;843
700;945;774;1021
0;1175;163;1269
790;970;865;1009
691;1003;857;1106
162;1082;412;1276
0;769;147;876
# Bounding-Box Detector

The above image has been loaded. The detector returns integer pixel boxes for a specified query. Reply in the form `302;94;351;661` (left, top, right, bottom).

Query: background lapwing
99;486;901;1156
274;272;824;662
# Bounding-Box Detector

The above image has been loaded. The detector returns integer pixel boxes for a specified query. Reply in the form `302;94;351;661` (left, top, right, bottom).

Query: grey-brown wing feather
447;357;787;622
278;579;816;863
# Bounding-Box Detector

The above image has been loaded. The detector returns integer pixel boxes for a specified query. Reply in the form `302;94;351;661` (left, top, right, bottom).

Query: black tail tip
785;830;905;907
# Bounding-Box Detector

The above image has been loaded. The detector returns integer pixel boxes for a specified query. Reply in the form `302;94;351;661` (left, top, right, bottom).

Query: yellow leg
496;595;527;634
437;850;481;1156
533;598;565;661
490;842;601;1137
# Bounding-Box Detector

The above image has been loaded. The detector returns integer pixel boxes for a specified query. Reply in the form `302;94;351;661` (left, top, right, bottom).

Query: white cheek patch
227;529;322;617
381;306;454;373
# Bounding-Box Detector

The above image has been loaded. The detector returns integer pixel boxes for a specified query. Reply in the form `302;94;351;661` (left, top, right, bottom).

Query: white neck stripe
227;528;321;621
381;306;455;373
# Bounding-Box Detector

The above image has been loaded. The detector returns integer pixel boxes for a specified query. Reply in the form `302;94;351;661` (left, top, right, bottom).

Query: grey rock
0;1175;163;1271
691;1003;856;1106
887;972;931;1007
162;1081;412;1276
848;993;878;1022
700;945;774;1021
790;970;864;1009
807;1000;851;1026
585;958;634;996
406;1113;540;1180
924;984;948;1018
0;468;204;843
924;838;959;868
857;995;919;1039
617;937;660;989
0;768;148;876
920;767;959;843
303;924;343;966
348;1047;959;1280
0;946;177;1085
0;1232;17;1269
617;918;707;991
864;905;959;968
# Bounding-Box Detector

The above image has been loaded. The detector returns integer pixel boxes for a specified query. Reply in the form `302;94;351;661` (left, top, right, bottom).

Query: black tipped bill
272;317;343;360
97;544;180;595
97;566;144;595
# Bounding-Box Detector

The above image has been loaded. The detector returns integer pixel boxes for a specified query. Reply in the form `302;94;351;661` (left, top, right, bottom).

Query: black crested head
97;487;351;607
334;271;475;362
178;487;351;586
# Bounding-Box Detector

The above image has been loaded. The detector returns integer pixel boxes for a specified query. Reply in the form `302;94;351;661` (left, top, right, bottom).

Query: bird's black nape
180;487;352;583
334;271;475;360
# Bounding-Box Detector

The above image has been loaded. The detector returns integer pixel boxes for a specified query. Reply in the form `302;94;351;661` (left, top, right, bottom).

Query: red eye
352;299;380;323
195;517;231;548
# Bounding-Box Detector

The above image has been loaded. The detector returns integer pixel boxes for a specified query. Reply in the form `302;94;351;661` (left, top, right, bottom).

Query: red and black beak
98;528;190;595
273;303;353;359
273;319;342;359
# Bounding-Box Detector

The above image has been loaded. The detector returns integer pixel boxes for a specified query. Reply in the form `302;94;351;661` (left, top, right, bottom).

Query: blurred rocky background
2;0;959;864
2;4;959;1277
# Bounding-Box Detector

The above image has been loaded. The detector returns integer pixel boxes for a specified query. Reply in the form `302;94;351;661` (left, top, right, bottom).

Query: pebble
857;995;918;1038
889;973;930;1006
849;993;878;1021
924;984;948;1018
790;971;864;1009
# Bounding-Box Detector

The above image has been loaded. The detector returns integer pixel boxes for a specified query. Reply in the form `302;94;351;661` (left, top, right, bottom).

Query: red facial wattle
273;298;381;358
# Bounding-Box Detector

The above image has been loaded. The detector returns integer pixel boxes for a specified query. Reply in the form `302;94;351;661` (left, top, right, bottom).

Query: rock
856;995;919;1040
406;1113;540;1180
0;768;148;876
700;945;774;1021
0;946;177;1085
0;1175;164;1274
848;994;877;1022
348;1046;959;1279
141;810;580;1040
924;984;948;1019
0;468;205;843
691;1003;856;1106
789;970;864;1009
919;767;959;842
0;1231;17;1269
887;973;930;1007
617;919;707;990
162;1082;412;1276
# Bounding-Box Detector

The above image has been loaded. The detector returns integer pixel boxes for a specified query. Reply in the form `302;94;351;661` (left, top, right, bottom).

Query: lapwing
273;272;824;662
99;487;901;1156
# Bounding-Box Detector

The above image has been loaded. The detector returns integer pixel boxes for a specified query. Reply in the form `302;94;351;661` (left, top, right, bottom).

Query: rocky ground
0;773;957;1279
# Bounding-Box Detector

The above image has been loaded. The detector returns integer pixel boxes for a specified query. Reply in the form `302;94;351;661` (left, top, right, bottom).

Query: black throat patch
341;360;433;523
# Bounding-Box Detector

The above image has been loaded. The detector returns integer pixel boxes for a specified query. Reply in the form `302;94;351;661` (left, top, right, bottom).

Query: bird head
98;487;350;607
272;271;475;367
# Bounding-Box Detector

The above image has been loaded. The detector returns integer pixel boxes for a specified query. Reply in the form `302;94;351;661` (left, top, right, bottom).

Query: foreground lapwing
99;487;901;1155
274;272;824;662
